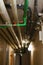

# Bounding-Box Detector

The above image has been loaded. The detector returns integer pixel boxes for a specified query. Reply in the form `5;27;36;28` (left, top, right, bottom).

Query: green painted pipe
0;0;29;28
17;0;29;26
23;0;28;26
23;0;28;17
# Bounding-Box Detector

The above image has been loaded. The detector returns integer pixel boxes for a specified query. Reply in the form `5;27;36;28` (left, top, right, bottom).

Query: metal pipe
17;0;29;26
1;28;18;49
23;0;28;25
9;0;22;46
0;30;15;49
0;34;15;50
0;0;20;48
0;29;16;48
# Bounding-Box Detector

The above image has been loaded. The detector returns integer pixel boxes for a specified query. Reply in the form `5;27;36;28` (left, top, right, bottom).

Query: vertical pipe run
23;0;28;25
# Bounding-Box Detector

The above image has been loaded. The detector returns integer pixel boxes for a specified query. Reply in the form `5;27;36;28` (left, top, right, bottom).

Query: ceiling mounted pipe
0;0;20;48
0;0;11;24
0;29;17;48
0;34;15;50
0;30;15;49
1;28;18;49
0;16;18;46
9;0;22;46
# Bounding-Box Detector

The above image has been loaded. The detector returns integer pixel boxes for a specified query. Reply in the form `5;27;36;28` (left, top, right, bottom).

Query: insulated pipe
0;0;20;48
0;30;15;49
1;28;18;49
0;29;16;48
0;34;15;50
0;0;10;24
9;0;22;46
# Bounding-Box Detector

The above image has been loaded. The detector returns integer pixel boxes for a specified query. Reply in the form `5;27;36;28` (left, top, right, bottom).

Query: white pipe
9;0;22;46
0;0;20;48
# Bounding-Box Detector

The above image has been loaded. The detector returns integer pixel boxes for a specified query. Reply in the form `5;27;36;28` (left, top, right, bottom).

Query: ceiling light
14;53;16;57
22;39;29;44
28;42;34;51
22;39;29;47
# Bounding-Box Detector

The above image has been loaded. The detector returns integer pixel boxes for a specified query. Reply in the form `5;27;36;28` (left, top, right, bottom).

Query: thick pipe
0;0;20;48
9;0;22;46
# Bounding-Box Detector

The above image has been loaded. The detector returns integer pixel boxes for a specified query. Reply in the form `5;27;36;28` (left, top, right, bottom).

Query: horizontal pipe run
0;30;15;49
1;28;18;49
9;0;22;46
0;0;20;48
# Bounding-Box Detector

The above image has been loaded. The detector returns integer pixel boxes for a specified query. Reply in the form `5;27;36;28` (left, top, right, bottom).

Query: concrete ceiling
4;0;43;12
